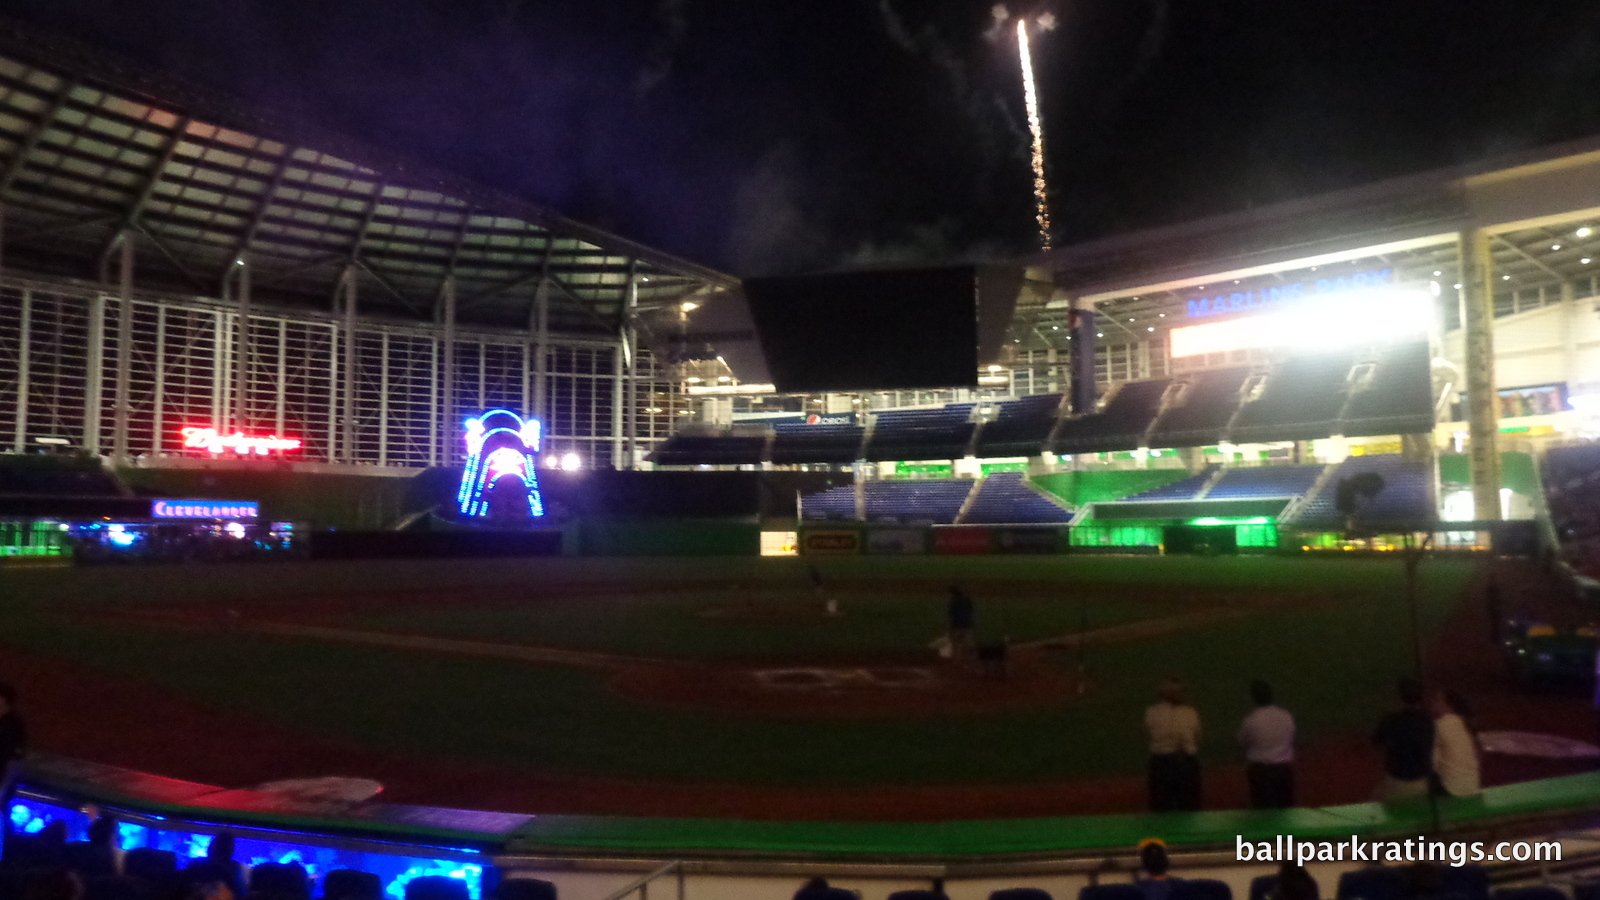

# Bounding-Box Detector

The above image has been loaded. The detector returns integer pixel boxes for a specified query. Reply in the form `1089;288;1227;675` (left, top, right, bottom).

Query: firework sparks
1017;18;1052;251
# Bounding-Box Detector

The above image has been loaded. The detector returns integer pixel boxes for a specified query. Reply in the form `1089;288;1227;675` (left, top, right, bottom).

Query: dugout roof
0;20;734;336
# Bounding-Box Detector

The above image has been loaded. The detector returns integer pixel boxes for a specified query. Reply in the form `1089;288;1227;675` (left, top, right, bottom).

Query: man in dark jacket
1373;677;1433;800
0;682;27;837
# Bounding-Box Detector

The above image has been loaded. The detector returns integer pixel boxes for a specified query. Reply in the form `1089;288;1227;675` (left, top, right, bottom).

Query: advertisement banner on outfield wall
802;530;861;555
932;527;991;555
992;528;1063;554
866;528;928;555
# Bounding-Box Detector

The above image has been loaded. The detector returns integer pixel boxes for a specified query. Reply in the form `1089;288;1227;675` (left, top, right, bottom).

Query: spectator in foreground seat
793;876;835;900
1373;677;1434;801
1430;690;1481;798
1145;680;1202;811
1137;838;1179;900
1238;680;1295;808
1271;864;1318;900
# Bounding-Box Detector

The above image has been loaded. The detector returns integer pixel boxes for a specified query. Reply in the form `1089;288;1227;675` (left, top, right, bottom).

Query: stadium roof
0;20;735;336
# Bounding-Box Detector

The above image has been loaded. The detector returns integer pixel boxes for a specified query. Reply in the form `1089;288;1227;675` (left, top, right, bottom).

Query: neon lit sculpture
456;410;544;520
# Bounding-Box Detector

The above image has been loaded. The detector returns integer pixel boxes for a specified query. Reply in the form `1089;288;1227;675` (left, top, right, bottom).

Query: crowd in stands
1142;676;1480;813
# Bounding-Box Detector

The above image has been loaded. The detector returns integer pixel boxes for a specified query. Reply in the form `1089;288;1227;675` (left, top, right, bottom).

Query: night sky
3;0;1599;278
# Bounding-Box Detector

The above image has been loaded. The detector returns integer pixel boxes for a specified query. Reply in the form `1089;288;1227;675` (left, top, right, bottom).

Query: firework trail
1016;18;1052;250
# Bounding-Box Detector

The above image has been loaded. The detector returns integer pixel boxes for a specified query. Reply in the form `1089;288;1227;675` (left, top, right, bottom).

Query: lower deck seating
961;473;1073;524
1204;465;1324;499
1122;465;1219;501
863;479;975;523
799;484;858;520
1295;454;1433;524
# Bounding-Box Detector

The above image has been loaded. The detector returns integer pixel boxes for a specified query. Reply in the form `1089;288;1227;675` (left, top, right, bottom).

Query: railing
599;860;685;900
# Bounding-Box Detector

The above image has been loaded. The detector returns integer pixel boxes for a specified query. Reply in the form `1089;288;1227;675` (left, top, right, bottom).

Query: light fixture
1553;244;1562;251
1147;326;1155;332
1096;332;1103;337
1585;258;1594;265
1502;275;1511;281
1433;270;1442;276
1578;226;1593;238
680;301;699;312
987;364;1003;372
686;376;702;383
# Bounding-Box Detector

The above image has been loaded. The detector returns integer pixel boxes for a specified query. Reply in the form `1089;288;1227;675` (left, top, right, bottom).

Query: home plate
1478;731;1600;759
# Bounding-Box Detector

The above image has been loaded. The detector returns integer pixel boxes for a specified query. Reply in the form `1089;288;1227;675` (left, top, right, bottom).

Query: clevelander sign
151;500;260;519
1186;268;1395;319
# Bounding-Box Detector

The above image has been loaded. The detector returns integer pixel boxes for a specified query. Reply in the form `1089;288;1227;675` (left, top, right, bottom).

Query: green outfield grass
0;554;1479;787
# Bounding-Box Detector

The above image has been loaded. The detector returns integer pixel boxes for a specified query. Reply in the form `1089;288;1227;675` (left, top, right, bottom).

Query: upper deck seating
1052;380;1170;455
1230;352;1355;443
974;394;1063;458
865;405;976;462
1145;368;1251;448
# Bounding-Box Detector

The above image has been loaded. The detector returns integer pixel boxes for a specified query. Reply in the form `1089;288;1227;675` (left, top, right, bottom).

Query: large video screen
742;266;979;393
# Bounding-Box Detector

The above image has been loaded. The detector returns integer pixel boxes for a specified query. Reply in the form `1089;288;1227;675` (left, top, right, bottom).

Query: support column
531;277;550;424
378;331;390;466
111;235;134;462
1461;229;1502;521
341;266;358;463
275;322;287;437
1562;280;1578;385
611;344;625;469
232;258;251;434
622;263;639;469
85;292;106;453
12;289;29;453
441;276;457;445
152;305;165;453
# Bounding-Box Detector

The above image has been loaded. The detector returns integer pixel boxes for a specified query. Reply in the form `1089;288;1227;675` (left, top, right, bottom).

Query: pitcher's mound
610;650;1088;718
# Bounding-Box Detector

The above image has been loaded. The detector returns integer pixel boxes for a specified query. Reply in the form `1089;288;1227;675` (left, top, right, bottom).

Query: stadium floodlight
1168;287;1433;358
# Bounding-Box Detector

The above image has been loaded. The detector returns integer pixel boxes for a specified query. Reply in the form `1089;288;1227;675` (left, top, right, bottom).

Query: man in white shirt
1145;679;1202;811
1237;679;1295;808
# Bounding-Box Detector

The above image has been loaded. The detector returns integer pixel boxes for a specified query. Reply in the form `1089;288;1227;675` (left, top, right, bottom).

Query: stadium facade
0;25;730;473
4;22;1600;541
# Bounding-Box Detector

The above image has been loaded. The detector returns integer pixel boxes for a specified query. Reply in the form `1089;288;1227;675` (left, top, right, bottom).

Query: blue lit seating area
961;472;1074;524
1120;464;1221;501
865;405;976;462
974;394;1064;458
1204;465;1325;500
1145;367;1252;449
1230;353;1354;443
863;478;976;524
771;421;865;464
1051;380;1170;454
1541;443;1600;544
1341;342;1435;437
799;484;859;520
1293;454;1434;525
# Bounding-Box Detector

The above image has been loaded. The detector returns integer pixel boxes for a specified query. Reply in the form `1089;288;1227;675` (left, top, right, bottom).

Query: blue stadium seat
1204;465;1324;500
1080;885;1144;900
992;889;1054;900
405;876;471;900
1492;889;1565;900
1295;455;1433;525
1173;881;1232;900
250;862;311;899
962;473;1073;524
1146;368;1250;448
975;394;1063;458
1054;381;1170;454
493;879;558;900
1123;465;1218;501
866;405;977;461
1336;867;1405;900
322;870;384;900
